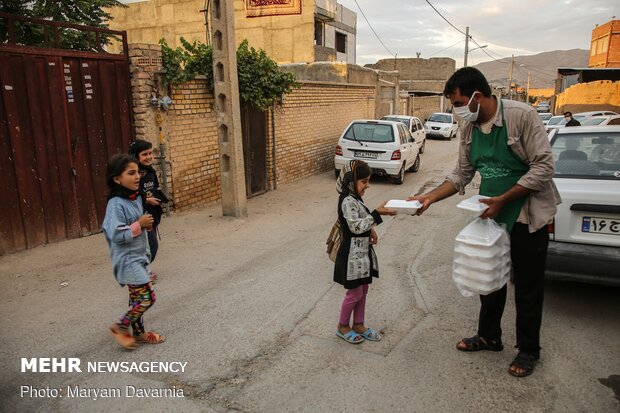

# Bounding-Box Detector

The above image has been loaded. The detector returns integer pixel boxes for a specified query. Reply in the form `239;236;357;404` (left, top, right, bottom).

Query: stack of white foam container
452;218;511;297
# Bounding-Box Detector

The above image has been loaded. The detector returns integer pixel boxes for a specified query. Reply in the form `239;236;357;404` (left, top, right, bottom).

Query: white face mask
453;92;480;123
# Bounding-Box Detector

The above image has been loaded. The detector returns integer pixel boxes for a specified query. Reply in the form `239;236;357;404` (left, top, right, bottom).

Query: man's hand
406;194;432;215
479;197;506;219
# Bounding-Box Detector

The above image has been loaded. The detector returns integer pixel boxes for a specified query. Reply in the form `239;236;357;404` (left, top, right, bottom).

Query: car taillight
547;219;555;240
391;150;401;160
335;145;343;156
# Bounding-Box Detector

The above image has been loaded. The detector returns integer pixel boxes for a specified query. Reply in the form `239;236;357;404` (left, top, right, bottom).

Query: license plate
582;216;620;235
354;151;378;159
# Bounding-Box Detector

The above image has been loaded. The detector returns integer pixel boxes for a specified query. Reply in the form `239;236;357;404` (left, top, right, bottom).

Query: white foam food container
457;195;490;215
385;199;423;215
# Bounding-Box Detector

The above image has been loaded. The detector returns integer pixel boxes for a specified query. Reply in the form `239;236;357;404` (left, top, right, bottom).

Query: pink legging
339;284;369;326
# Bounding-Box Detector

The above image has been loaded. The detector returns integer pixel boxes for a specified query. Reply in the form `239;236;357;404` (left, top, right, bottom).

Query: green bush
159;38;299;111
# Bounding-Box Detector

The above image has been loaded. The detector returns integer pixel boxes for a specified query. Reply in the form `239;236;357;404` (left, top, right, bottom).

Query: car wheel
409;154;420;172
393;163;405;185
419;139;426;154
335;169;340;178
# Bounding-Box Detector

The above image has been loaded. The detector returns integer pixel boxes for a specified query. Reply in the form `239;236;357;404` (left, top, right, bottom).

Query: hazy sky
337;0;618;67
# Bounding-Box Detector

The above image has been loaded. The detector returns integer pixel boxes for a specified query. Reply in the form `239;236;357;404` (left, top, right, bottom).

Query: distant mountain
473;49;590;89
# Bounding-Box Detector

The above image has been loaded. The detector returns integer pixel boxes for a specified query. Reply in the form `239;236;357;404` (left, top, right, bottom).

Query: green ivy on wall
159;38;299;111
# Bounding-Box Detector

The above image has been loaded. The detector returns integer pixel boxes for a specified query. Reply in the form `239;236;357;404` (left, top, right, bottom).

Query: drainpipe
271;101;277;190
155;110;170;217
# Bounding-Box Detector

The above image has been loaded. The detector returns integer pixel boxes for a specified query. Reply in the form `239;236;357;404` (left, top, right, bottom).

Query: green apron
470;101;529;232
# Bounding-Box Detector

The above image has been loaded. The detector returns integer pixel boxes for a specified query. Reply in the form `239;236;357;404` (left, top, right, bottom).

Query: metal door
0;13;132;254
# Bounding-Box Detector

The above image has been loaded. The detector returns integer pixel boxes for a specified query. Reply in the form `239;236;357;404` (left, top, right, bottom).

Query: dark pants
147;225;159;262
477;223;549;354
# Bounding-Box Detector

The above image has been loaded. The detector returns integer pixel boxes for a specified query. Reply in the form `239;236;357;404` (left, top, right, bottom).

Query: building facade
110;0;356;64
589;19;620;68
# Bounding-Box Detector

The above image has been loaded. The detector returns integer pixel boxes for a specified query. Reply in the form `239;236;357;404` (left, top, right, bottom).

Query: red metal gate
0;13;133;254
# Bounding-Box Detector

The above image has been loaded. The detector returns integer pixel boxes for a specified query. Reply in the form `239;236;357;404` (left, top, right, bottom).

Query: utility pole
526;71;531;104
463;26;470;67
209;0;247;217
508;54;514;100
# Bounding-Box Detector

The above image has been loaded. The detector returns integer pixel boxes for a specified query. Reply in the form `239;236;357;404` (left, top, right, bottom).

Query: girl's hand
138;214;154;230
370;228;378;245
146;197;161;206
376;201;397;216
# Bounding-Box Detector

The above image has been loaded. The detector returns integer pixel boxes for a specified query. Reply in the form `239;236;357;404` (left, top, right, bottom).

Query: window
314;20;324;46
336;32;346;53
591;40;597;56
344;123;394;143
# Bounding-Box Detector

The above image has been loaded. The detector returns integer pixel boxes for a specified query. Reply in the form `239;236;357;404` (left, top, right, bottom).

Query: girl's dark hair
106;153;138;189
443;67;492;98
352;160;372;196
128;139;153;158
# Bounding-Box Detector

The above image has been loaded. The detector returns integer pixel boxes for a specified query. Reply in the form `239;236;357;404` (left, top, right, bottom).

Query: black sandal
509;351;539;377
456;335;504;352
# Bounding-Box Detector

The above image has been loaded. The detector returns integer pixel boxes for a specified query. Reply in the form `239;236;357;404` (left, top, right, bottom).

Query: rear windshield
539;113;552;120
344;123;394;143
547;117;566;126
551;132;620;179
382;117;410;128
428;114;452;123
580;117;606;126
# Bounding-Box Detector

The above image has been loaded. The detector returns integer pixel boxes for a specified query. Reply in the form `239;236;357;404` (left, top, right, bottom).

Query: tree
0;0;125;50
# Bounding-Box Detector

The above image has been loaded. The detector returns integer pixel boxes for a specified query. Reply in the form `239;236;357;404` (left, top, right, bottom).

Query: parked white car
579;114;620;126
334;120;420;184
424;112;458;140
539;112;553;125
546;126;620;286
381;115;427;153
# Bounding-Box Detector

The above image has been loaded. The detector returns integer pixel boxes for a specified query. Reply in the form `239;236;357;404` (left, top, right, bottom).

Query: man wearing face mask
408;67;561;378
563;111;581;127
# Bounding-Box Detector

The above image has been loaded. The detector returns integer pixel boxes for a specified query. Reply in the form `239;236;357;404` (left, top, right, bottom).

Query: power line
424;0;559;76
353;0;395;58
424;0;467;36
427;39;464;57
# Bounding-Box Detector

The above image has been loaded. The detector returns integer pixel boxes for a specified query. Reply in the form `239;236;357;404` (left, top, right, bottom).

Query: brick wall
168;79;221;210
267;81;375;185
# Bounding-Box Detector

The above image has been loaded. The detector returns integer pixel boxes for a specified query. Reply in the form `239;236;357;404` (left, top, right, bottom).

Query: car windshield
344;123;394;143
539;113;552;120
580;117;606;126
551;132;620;179
548;116;566;126
428;114;452;123
382;117;410;128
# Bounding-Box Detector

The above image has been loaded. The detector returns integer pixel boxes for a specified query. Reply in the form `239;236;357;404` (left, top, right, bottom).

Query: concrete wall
109;0;315;63
366;58;455;84
233;0;315;64
555;80;620;114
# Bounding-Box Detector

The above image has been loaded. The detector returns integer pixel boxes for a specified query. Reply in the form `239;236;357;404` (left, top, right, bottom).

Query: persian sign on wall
245;0;302;17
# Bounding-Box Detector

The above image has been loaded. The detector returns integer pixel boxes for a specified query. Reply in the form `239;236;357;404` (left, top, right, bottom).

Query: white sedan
546;126;620;286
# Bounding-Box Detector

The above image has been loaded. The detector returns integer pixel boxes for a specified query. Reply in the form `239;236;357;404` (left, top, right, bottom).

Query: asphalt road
0;138;618;413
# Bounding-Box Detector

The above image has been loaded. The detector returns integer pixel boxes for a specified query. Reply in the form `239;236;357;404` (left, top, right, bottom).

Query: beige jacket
446;98;561;232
